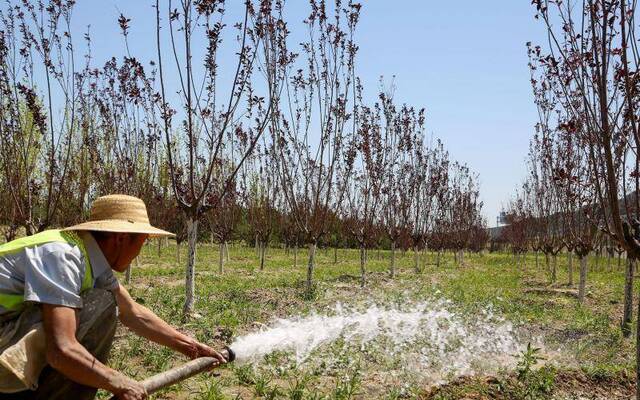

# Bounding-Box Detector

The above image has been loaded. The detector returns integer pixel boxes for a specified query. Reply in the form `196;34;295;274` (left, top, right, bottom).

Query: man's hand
112;374;147;400
115;285;228;367
188;341;228;365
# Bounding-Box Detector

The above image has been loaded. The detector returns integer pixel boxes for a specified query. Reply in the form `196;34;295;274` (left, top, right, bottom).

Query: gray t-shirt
0;231;119;316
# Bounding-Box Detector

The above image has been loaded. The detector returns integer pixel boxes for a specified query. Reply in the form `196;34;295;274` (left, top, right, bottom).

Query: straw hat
63;194;174;237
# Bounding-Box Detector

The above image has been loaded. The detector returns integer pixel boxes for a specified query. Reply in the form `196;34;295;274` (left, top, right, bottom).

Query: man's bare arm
114;285;226;364
42;304;146;399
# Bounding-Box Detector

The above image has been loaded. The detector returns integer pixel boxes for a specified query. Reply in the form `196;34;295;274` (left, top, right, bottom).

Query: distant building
496;211;507;227
488;225;504;240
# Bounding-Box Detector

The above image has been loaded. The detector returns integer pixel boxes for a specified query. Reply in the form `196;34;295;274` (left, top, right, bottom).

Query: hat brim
62;220;175;238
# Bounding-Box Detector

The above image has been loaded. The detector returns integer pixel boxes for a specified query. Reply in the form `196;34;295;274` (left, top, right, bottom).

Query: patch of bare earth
421;370;634;400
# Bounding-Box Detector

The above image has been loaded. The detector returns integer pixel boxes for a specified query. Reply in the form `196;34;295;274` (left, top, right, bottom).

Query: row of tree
501;1;640;397
0;0;487;312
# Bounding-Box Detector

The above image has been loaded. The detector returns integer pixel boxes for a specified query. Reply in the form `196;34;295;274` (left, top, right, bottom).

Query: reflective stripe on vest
0;230;94;312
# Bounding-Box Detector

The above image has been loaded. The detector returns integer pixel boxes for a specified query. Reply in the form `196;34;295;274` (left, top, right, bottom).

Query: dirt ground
97;244;636;399
423;370;635;400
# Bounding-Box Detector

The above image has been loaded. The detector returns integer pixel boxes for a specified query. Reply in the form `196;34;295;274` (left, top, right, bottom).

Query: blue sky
68;1;545;226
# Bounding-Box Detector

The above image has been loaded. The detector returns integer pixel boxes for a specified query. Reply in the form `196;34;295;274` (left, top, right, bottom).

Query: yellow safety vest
0;230;94;312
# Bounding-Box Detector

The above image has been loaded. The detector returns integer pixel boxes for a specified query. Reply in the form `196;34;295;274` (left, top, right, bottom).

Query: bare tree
206;185;241;273
280;204;303;268
405;130;448;272
0;0;88;234
0;143;19;241
531;1;640;393
501;196;532;271
243;138;280;271
84;36;162;202
445;162;483;266
272;0;361;295
379;91;420;277
342;101;386;287
153;0;289;315
555;120;600;303
527;131;564;283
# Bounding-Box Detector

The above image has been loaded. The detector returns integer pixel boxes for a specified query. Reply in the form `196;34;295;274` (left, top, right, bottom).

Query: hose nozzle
222;346;236;363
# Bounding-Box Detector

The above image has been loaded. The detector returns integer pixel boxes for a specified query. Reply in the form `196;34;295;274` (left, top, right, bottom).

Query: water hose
109;346;235;399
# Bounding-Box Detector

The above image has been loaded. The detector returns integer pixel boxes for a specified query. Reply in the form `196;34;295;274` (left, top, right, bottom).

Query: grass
96;242;637;399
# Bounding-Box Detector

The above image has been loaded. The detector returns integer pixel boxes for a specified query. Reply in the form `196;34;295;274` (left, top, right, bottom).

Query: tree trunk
535;251;539;270
260;241;266;270
334;247;337;264
306;243;316;294
218;242;224;273
390;241;396;278
459;250;464;266
183;218;198;316
157;238;162;257
607;254;612;272
568;252;574;286
360;245;366;288
414;245;420;273
545;253;550;276
176;242;181;265
294;245;298;268
436;251;441;268
618;253;622;270
225;241;230;262
623;257;634;338
125;257;139;285
255;235;259;256
578;255;587;304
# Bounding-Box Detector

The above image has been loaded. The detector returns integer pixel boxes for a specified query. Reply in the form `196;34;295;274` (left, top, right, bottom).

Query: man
0;195;227;399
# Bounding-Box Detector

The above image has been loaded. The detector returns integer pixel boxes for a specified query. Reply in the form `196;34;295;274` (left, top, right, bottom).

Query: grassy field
98;242;637;399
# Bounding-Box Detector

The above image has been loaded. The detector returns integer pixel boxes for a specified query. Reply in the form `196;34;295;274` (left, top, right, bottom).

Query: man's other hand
112;374;147;400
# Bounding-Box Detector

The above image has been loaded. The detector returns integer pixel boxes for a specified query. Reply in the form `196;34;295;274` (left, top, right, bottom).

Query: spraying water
229;297;536;384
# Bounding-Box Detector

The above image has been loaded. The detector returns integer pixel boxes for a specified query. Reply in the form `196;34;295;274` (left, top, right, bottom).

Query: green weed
233;364;255;386
193;380;227;400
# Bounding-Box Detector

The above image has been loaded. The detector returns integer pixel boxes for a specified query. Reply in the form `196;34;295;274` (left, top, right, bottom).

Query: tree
206;185;242;273
406;127;448;273
445;162;483;266
531;1;640;393
501;196;531;270
243;139;280;271
527;132;564;284
467;222;490;254
153;0;290;316
0;1;87;234
379;90;422;277
554;122;600;303
272;0;361;295
342;100;386;287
